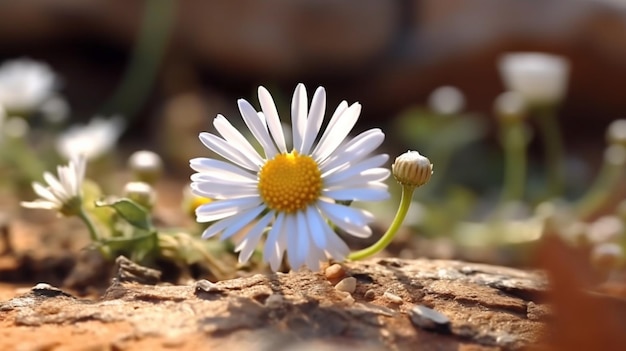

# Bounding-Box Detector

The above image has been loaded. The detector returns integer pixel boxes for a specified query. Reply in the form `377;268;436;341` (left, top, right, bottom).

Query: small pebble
335;290;355;305
324;264;345;280
383;291;403;304
334;277;357;294
195;279;221;293
409;305;451;333
265;293;284;308
364;289;377;300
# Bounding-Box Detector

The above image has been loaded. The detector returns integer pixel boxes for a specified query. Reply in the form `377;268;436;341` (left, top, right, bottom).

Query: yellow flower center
258;151;322;213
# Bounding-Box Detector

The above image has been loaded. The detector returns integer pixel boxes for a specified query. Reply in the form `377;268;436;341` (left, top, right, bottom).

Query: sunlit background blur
2;0;626;267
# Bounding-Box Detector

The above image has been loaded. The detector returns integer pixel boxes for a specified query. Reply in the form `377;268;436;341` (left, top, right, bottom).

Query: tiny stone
31;283;72;298
265;293;284;308
383;291;403;304
341;293;355;305
32;283;54;291
195;279;221;293
496;333;518;346
364;289;377;300
162;333;187;348
334;277;357;293
409;305;451;333
324;264;345;280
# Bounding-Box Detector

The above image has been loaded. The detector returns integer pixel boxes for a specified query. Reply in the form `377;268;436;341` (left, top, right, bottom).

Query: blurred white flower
56;116;125;160
0;58;58;114
4;117;29;138
191;84;390;271
427;86;465;115
21;155;86;216
498;52;570;106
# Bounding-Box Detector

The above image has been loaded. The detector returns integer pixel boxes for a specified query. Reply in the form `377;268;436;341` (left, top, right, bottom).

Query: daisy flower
498;52;570;106
21;155;86;216
190;84;390;271
0;58;58;114
56;116;125;160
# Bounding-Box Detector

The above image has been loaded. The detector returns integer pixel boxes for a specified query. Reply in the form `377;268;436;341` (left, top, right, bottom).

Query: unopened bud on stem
392;151;433;188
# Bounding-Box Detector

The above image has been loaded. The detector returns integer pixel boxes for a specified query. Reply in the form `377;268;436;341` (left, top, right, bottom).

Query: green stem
574;159;625;219
534;106;564;197
78;206;100;242
101;0;176;119
500;121;527;202
348;185;415;261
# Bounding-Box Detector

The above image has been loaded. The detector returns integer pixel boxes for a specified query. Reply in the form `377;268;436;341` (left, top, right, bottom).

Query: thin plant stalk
500;121;527;202
574;149;626;219
348;185;415;261
534;106;564;198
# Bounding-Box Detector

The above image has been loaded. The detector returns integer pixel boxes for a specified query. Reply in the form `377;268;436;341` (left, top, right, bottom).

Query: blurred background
1;0;625;162
1;0;626;267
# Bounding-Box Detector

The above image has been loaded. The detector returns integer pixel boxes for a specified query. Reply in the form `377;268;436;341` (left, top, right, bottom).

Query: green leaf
95;197;153;231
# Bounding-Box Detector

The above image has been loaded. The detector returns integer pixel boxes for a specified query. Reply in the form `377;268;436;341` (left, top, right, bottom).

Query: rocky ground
0;257;548;351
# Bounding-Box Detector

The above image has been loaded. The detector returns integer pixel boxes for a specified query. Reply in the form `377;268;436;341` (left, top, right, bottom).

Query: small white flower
498;52;570;106
0;58;58;113
427;86;465;115
190;84;390;271
56;116;125;160
21;155;86;216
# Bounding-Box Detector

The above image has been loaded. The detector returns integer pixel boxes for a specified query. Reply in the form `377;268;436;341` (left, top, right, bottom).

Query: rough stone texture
0;258;547;350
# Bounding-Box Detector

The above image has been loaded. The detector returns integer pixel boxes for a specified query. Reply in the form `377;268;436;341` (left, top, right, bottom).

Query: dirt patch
0;258;547;350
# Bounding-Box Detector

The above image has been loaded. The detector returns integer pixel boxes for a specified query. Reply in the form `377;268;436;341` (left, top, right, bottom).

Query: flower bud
494;91;526;123
123;181;156;209
392;151;433;188
606;119;626;147
182;186;212;219
128;150;163;184
428;86;465;116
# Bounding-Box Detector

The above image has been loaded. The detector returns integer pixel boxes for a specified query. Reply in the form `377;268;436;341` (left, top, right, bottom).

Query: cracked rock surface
0;258;548;350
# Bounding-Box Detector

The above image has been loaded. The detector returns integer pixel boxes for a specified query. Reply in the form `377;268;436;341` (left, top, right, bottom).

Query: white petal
21;200;59;210
286;214;304;270
199;133;259;171
299;87;326;155
324;165;391;188
320;129;385;173
323;227;350;260
200;204;263;239
195;196;262;223
317;201;373;238
323;186;390;202
191;181;258;199
291;84;308;152
189;158;257;182
258;86;287;153
324;155;389;183
305;206;327;250
43;172;69;201
32;182;61;204
304;245;323;271
221;205;266;240
264;212;286;271
235;211;274;264
237;99;279;158
213;115;264;167
312;102;360;163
